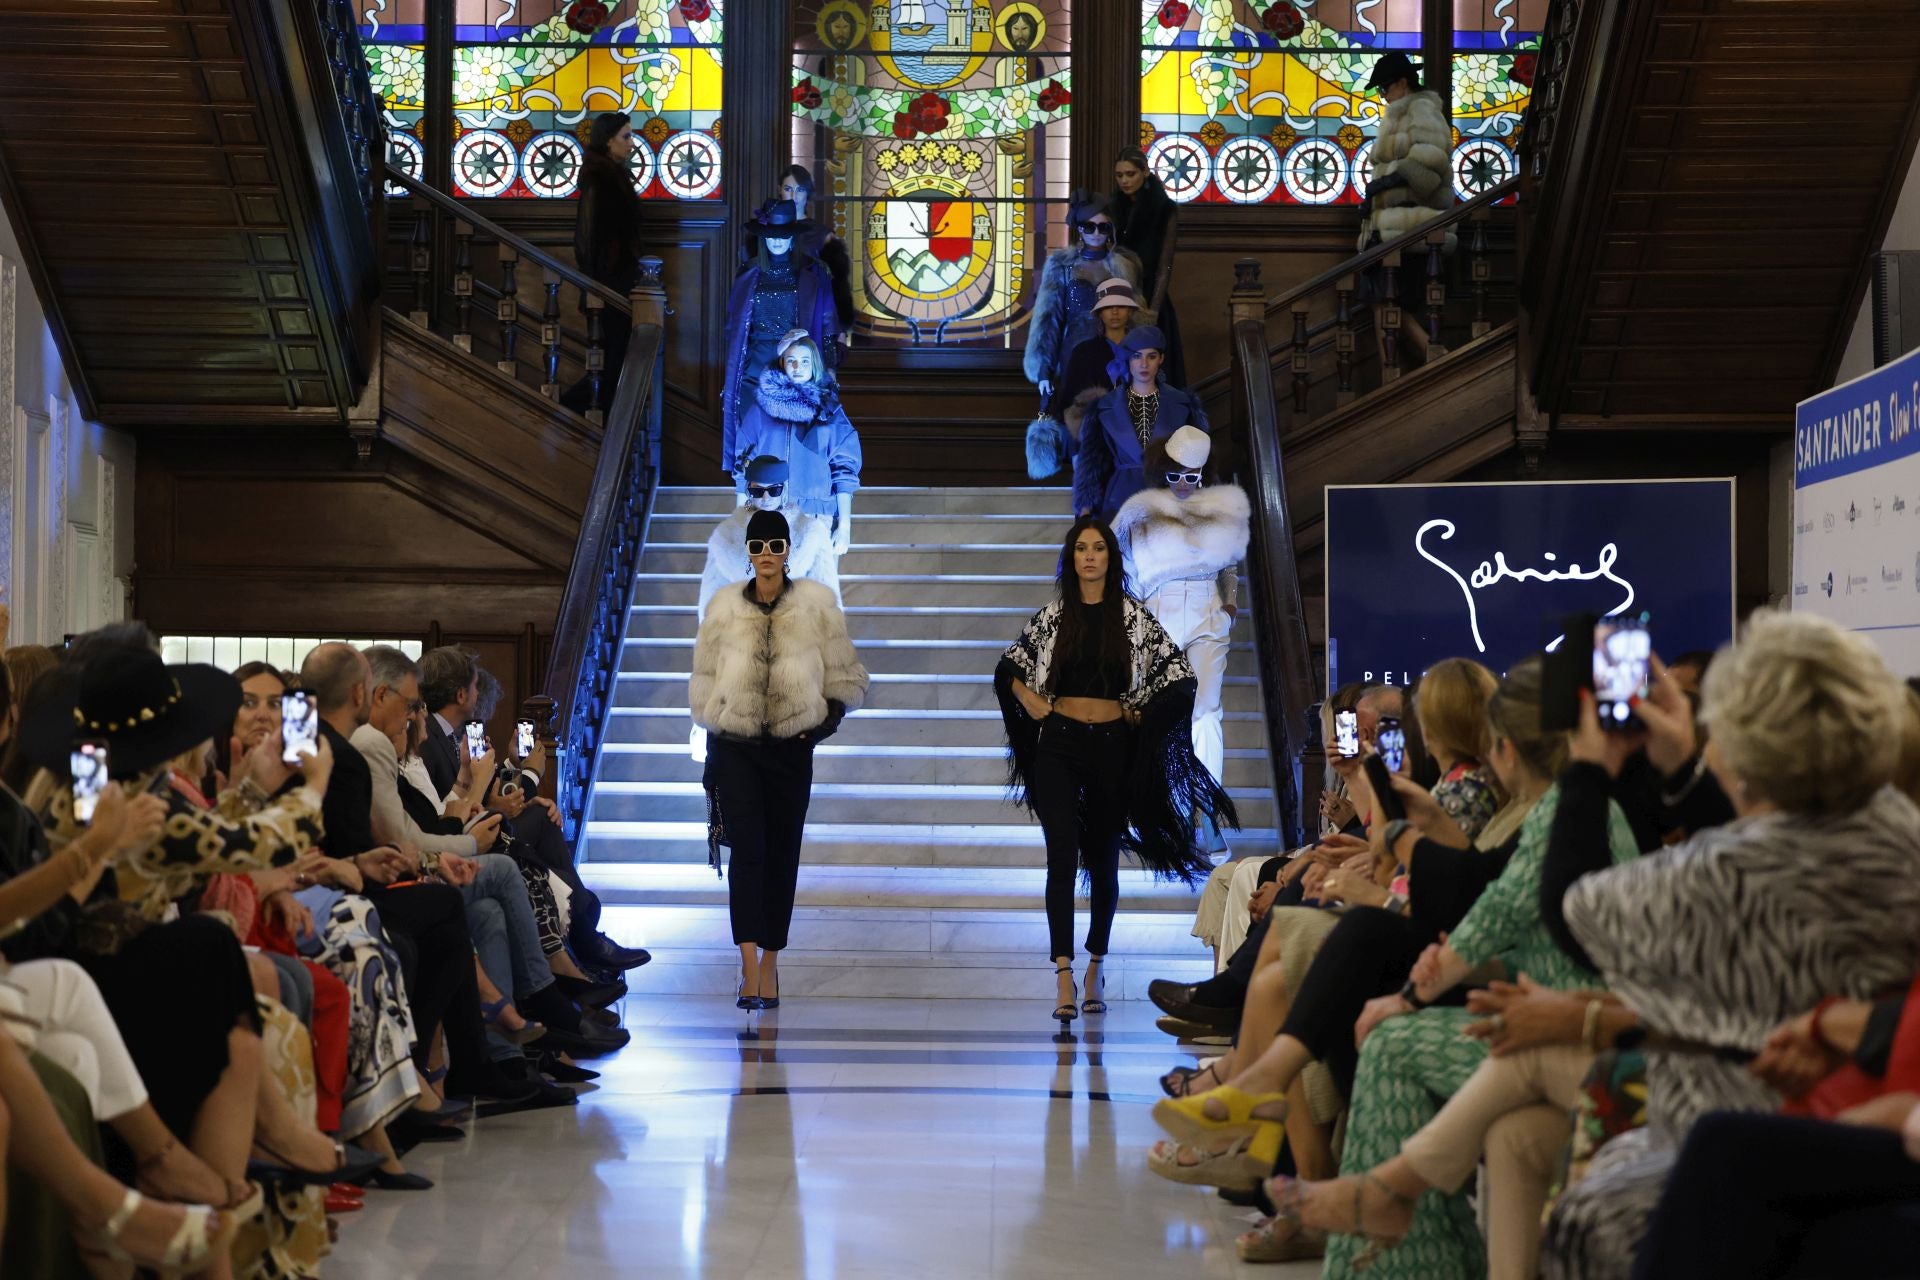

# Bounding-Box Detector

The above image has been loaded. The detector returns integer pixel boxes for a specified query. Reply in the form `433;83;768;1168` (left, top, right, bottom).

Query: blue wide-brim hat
1120;325;1167;355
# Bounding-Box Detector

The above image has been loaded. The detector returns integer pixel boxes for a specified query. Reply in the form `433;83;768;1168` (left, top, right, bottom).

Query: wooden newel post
630;256;667;329
1334;274;1356;406
451;219;474;352
495;245;520;376
539;271;562;400
582;293;605;425
1469;208;1492;340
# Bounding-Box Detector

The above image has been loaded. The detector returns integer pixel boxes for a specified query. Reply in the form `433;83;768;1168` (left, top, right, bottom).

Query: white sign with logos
1792;343;1920;674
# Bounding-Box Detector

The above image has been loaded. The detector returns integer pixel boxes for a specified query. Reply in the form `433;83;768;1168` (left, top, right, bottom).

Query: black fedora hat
19;647;243;781
746;198;814;237
1367;51;1423;91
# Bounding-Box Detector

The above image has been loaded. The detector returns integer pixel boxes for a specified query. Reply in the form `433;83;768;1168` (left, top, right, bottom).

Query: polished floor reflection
324;995;1318;1279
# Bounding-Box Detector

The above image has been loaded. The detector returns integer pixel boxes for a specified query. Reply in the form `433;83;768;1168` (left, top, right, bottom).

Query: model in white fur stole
1112;484;1251;598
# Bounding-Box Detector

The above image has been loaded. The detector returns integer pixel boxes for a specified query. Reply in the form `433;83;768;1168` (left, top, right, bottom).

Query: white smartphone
464;720;489;757
515;719;535;758
280;690;320;764
71;741;109;824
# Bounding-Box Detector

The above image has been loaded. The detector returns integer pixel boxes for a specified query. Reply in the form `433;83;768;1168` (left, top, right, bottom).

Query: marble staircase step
601;704;1278;749
646;512;1076;545
590;863;1210;912
586;781;1278;828
619;636;1259;678
594;741;1275;789
582;819;1284;865
612;670;1266;712
631;576;1054;609
640;543;1067;577
651;485;1073;517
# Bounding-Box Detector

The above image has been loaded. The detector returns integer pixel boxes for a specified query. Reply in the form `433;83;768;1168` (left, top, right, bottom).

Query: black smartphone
515;719;535;758
71;741;109;824
1363;754;1405;823
280;690;319;764
1377;716;1406;773
1333;709;1361;759
1592;613;1652;731
464;720;488;757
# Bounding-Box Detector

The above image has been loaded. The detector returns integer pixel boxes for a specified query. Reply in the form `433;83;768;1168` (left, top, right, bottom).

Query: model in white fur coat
690;575;868;741
1112;426;1249;807
1358;54;1457;253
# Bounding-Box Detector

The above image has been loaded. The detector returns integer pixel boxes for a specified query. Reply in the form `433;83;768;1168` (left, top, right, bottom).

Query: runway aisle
324;995;1319;1279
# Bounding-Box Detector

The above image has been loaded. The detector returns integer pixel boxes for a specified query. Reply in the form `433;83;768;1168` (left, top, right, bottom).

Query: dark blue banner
1324;480;1737;689
1795;346;1920;487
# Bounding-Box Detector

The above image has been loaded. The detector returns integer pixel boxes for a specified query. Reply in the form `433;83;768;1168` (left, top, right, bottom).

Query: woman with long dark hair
995;517;1235;1026
1109;147;1185;384
562;111;644;412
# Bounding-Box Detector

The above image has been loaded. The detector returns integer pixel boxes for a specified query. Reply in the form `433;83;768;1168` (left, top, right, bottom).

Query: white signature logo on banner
1414;519;1638;653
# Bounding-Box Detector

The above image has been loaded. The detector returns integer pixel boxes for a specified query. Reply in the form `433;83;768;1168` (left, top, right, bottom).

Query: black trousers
1029;716;1128;960
360;880;494;1089
1632;1110;1920;1280
710;735;814;951
1277;905;1424;1100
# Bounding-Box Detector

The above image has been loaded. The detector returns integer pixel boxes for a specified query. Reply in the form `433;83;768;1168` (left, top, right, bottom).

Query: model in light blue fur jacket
729;331;863;554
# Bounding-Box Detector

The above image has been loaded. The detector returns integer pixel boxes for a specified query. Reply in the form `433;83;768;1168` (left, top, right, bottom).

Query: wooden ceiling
1524;0;1920;422
0;0;375;426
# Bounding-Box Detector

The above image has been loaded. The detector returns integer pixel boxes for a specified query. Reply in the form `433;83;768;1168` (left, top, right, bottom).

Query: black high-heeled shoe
760;969;780;1010
1082;956;1108;1015
1052;962;1077;1026
737;981;762;1011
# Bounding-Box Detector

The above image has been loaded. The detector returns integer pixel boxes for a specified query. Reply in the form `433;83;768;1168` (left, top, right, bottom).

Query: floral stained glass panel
1139;0;1419;206
1451;0;1541;197
790;0;1074;344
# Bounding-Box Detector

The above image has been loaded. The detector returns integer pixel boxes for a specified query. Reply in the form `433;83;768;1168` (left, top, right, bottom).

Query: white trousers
1144;578;1230;784
5;957;149;1121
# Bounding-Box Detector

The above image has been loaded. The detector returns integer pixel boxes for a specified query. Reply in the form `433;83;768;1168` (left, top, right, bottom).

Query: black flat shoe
249;1140;384;1190
539;1058;600;1083
362;1168;435;1192
1147;979;1239;1030
555;974;627;1008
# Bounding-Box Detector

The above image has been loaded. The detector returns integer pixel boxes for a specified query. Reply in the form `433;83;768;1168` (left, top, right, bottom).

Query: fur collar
755;369;837;423
1113;484;1251;596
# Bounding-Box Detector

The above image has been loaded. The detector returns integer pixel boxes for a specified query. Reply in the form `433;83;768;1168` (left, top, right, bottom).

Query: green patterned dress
1322;782;1640;1280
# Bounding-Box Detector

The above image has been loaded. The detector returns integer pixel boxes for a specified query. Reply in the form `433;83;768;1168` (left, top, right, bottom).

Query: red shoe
324;1191;364;1214
327;1182;364;1200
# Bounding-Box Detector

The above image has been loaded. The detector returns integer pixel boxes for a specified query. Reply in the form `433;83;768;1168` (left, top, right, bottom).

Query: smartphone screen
71;741;109;825
1333;709;1361;759
1593;613;1652;729
280;690;319;764
515;719;535;758
1377;717;1406;773
464;720;488;757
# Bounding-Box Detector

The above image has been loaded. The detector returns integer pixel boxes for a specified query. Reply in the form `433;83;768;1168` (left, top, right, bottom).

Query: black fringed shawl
993;596;1236;885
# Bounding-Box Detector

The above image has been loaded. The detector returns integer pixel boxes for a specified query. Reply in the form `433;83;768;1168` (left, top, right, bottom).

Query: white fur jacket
1361;89;1456;252
690;577;868;740
1113;484;1249;602
697;506;840;618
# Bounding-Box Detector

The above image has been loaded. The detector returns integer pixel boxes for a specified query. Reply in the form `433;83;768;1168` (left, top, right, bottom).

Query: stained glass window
1451;0;1541;197
1137;0;1538;206
359;0;725;201
790;0;1073;344
359;0;428;193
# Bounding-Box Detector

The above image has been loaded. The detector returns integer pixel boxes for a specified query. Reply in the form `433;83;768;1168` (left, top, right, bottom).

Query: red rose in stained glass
1037;80;1071;112
1156;1;1190;29
564;0;609;33
906;91;950;136
1260;4;1304;38
892;113;917;140
791;79;823;109
1509;53;1537;86
678;0;711;20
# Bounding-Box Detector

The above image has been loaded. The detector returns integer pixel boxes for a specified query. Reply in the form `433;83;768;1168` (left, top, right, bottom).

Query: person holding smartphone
690;508;868;1011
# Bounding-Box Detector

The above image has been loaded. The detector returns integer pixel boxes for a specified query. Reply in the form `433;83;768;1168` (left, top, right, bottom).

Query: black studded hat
19;645;243;780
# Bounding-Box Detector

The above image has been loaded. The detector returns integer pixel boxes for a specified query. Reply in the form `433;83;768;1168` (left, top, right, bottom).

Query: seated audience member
415;647;647;974
1540;611;1920;1279
351;647;624;1068
300;643;560;1108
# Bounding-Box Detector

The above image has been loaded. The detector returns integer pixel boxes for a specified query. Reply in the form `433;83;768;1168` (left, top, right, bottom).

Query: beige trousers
1400;1043;1594;1280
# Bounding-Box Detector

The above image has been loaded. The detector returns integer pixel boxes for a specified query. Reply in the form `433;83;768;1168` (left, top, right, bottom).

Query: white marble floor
324;995;1320;1279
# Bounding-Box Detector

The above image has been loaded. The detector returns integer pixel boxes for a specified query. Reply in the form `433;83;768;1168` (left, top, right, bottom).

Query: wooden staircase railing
1228;176;1527;845
380;163;639;427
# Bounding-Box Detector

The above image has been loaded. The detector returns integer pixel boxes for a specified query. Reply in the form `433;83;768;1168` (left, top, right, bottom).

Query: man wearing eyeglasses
1024;190;1143;415
698;455;840;619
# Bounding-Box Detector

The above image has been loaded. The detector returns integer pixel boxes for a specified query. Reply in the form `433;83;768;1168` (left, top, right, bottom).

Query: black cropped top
1051;648;1129;699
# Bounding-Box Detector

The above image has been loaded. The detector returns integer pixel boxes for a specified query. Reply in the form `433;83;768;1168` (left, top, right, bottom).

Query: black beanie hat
746;508;791;546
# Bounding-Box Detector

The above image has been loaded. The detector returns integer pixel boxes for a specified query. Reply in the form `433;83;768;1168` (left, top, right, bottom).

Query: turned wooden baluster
1379;249;1402;381
1469;208;1492;340
451;220;474;352
540;271;563;400
496;246;520;376
1289;301;1311;414
408;199;432;328
1424;229;1449;358
582;292;605;424
1334;274;1356;406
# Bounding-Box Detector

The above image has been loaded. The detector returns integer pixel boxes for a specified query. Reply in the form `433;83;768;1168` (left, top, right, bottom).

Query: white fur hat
775;328;812;357
1164;425;1211;469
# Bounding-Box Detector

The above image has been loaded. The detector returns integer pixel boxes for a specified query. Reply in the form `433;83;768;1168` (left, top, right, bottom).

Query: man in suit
416;646;651;974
